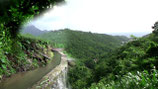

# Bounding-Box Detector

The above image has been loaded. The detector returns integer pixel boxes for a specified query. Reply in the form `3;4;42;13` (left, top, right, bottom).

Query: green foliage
39;29;69;48
84;30;158;89
1;1;157;88
21;33;50;44
39;29;127;88
65;29;128;60
40;29;129;59
61;23;158;89
68;64;93;89
90;68;158;89
39;29;130;89
0;33;52;79
32;59;39;68
0;0;64;79
0;0;64;37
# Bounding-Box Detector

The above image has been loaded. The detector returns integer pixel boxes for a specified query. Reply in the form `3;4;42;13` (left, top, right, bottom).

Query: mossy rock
68;60;76;67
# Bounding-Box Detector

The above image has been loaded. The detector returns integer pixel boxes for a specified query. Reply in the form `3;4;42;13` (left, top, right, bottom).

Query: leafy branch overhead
0;0;64;79
0;0;65;37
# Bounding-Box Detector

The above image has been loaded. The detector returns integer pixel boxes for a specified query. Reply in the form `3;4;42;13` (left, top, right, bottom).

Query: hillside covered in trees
88;30;158;89
39;24;158;89
67;24;158;89
1;0;158;88
39;29;131;88
39;29;129;56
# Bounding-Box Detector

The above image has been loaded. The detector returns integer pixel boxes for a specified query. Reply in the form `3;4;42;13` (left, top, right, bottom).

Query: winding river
0;52;61;89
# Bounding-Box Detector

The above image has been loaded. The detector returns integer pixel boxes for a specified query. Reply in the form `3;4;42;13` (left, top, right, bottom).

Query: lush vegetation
0;0;64;81
39;28;130;88
39;28;129;51
89;68;158;89
1;0;158;89
40;22;158;89
67;23;158;89
65;29;128;60
0;34;54;80
39;29;70;48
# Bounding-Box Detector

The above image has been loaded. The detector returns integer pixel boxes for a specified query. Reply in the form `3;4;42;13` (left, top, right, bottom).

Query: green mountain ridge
39;29;129;59
39;28;158;89
39;29;129;47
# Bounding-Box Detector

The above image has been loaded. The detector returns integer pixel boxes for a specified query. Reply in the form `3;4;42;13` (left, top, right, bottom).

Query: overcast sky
29;0;158;35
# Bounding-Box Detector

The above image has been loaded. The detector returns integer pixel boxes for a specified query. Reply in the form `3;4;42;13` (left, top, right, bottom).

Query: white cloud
30;0;158;33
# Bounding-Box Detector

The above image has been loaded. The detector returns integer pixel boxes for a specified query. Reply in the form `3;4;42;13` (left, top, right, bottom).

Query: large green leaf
2;64;7;70
1;57;7;63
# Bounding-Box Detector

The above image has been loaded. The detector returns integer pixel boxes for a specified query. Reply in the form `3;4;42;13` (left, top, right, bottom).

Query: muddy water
0;52;61;89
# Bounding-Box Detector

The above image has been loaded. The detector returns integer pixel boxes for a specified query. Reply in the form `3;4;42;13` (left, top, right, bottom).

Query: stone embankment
30;48;68;89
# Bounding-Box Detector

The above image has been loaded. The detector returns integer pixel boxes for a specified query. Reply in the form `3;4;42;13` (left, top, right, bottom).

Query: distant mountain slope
39;29;129;59
39;29;69;47
21;25;48;36
110;32;151;37
114;35;129;42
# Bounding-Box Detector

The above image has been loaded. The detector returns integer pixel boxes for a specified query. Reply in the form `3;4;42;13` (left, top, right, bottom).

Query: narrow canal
0;52;61;89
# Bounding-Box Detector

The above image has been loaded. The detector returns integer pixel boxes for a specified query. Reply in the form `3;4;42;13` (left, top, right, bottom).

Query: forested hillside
68;23;158;89
1;0;158;88
88;32;158;89
39;29;69;48
39;29;129;56
65;29;129;60
40;24;158;89
39;28;130;88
